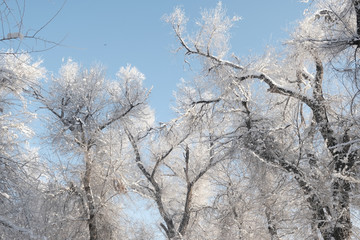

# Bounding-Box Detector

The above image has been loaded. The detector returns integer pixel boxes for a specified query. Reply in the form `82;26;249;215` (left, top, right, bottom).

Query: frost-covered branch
125;128;177;239
236;73;315;107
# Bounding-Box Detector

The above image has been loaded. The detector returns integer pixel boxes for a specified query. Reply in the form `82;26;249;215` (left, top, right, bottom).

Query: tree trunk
331;178;351;240
178;184;193;237
310;108;352;239
83;149;97;240
178;146;193;238
126;130;176;239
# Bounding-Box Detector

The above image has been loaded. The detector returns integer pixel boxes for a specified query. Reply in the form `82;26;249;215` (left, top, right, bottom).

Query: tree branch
125;128;176;239
173;24;244;71
236;74;315;108
98;102;141;131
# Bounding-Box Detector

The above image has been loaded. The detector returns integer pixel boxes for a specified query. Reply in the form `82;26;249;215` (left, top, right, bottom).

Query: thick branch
312;53;324;102
83;149;97;240
178;145;191;236
151;132;189;180
151;146;174;180
125;129;176;239
236;74;315;108
98;102;141;131
191;98;221;106
178;140;219;237
242;101;330;233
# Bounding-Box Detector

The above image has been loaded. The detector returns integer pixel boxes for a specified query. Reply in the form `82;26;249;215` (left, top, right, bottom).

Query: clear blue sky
23;0;308;122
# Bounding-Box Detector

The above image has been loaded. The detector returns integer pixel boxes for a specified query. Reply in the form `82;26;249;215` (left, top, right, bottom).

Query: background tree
35;60;151;240
0;1;67;238
0;52;46;239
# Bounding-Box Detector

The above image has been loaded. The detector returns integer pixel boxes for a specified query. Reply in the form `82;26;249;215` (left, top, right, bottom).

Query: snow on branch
236;73;315;107
165;3;243;70
6;32;24;40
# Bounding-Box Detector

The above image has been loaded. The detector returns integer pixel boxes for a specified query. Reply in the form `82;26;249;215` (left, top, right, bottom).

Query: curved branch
236;73;315;108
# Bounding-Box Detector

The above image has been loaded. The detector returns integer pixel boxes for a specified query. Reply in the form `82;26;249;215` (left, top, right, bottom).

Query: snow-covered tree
35;60;151;240
0;2;70;238
125;99;234;239
0;52;46;239
166;1;360;239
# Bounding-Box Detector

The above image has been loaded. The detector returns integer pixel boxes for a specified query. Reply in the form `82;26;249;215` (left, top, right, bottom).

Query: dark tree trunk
126;130;176;239
83;149;97;240
178;146;192;237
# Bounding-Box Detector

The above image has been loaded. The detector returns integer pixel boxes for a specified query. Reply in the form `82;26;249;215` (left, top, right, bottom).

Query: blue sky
23;0;308;122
